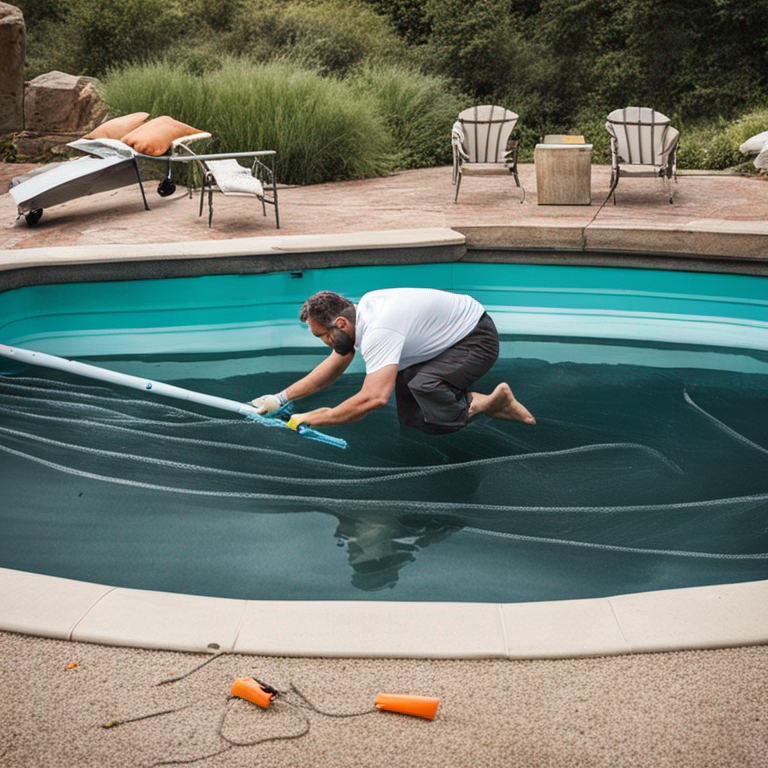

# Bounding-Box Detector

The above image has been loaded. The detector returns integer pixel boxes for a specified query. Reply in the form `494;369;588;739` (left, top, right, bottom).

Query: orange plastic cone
375;693;439;720
230;678;275;709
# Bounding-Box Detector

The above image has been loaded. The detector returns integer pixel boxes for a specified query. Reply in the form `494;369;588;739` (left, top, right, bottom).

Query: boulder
12;130;86;159
738;131;768;155
0;3;26;134
739;131;768;171
24;71;109;134
755;146;768;171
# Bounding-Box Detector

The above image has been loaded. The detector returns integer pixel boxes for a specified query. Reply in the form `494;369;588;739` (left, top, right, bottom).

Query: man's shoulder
360;287;446;305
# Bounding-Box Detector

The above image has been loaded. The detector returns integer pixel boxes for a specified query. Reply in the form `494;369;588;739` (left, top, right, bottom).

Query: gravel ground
1;631;766;768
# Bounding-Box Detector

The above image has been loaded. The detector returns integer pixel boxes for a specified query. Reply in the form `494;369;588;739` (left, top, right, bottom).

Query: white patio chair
198;153;279;228
605;107;680;204
452;105;524;203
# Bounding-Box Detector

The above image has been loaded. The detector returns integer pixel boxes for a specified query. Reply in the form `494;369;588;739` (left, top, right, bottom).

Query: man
250;288;535;434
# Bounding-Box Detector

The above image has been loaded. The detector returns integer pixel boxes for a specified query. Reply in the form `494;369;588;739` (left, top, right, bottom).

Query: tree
423;0;520;98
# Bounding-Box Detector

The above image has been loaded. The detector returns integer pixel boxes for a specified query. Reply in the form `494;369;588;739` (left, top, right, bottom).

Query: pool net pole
0;343;347;449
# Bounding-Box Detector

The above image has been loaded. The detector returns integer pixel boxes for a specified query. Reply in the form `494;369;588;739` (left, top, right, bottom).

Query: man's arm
290;364;398;428
284;349;356;401
251;349;354;414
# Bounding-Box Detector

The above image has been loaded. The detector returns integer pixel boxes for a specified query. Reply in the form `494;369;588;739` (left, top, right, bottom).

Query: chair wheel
25;208;43;226
157;178;176;197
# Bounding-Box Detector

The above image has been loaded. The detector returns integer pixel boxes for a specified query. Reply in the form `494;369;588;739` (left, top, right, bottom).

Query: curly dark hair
299;291;355;327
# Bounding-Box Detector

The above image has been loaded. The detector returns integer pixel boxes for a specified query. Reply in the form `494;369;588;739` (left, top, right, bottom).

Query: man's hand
250;393;286;415
287;365;398;428
288;407;331;430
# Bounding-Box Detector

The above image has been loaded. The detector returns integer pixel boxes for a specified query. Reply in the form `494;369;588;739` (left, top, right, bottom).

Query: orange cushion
120;116;204;156
84;112;150;140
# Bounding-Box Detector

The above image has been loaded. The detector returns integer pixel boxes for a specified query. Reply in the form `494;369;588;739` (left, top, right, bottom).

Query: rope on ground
149;695;312;766
285;683;379;718
584;187;615;233
217;696;311;748
156;651;225;686
102;704;193;729
134;680;379;766
103;650;381;766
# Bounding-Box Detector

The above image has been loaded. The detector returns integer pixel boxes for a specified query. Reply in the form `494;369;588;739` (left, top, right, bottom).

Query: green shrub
422;0;520;100
365;0;432;45
14;0;75;78
22;19;76;79
183;0;246;32
13;0;71;25
569;107;768;172
349;64;468;169
723;108;768;162
103;59;396;185
676;111;764;171
66;0;183;77
159;34;229;76
492;38;585;159
226;0;404;76
572;107;615;166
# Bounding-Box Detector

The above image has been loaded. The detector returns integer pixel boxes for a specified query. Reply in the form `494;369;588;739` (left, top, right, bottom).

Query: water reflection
334;514;460;591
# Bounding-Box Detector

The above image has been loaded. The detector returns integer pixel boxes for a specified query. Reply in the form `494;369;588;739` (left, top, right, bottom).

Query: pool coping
1;224;767;659
1;568;766;659
3;220;768;287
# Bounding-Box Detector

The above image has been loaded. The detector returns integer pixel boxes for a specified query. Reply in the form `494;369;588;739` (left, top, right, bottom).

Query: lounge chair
10;129;212;227
605;107;680;204
452;105;524;203
9;151;149;226
196;153;279;229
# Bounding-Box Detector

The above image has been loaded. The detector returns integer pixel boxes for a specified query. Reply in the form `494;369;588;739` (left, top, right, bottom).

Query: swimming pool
1;261;767;604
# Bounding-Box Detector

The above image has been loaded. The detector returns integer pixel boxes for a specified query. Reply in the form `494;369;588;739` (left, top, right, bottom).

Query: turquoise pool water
1;263;767;602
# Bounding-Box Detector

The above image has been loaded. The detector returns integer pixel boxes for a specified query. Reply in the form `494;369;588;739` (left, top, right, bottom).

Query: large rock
24;71;109;134
0;3;25;134
12;130;87;158
739;130;768;171
739;131;768;155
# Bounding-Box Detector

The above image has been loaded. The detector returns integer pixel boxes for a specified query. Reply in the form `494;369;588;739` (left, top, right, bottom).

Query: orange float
375;693;439;720
230;678;276;709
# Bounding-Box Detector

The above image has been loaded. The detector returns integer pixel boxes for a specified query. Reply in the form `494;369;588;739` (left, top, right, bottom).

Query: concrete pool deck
1;161;767;766
3;161;768;268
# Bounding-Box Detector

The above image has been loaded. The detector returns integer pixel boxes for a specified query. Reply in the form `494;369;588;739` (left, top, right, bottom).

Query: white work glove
250;391;289;415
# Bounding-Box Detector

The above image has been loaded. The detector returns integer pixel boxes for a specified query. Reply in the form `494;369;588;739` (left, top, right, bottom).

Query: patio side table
535;137;592;205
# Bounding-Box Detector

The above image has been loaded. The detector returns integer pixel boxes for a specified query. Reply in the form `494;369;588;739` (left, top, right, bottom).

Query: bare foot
469;383;536;424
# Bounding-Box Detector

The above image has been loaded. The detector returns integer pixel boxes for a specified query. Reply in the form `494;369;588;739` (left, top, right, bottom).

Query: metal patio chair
605;107;680;204
452;105;524;203
197;153;279;229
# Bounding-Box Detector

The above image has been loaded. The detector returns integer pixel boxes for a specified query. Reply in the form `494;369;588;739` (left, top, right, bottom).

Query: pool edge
1;568;766;658
4;222;768;291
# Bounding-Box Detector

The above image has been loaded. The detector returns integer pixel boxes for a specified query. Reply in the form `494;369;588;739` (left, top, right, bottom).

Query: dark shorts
395;312;499;434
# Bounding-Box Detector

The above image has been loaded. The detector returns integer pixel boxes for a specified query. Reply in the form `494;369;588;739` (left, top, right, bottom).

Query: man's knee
407;370;447;398
407;371;468;426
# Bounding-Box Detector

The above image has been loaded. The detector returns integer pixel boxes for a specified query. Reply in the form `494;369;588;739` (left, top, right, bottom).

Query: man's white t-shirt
354;288;485;373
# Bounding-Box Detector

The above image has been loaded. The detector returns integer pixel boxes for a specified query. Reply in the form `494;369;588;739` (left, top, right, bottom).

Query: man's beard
331;328;355;356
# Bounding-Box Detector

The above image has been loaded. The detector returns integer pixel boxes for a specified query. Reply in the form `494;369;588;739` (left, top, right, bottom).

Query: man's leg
395;369;427;429
468;383;536;424
397;365;468;434
396;313;528;434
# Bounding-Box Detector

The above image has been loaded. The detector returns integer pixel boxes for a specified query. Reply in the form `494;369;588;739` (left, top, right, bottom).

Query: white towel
207;159;264;196
66;138;136;159
451;120;465;147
